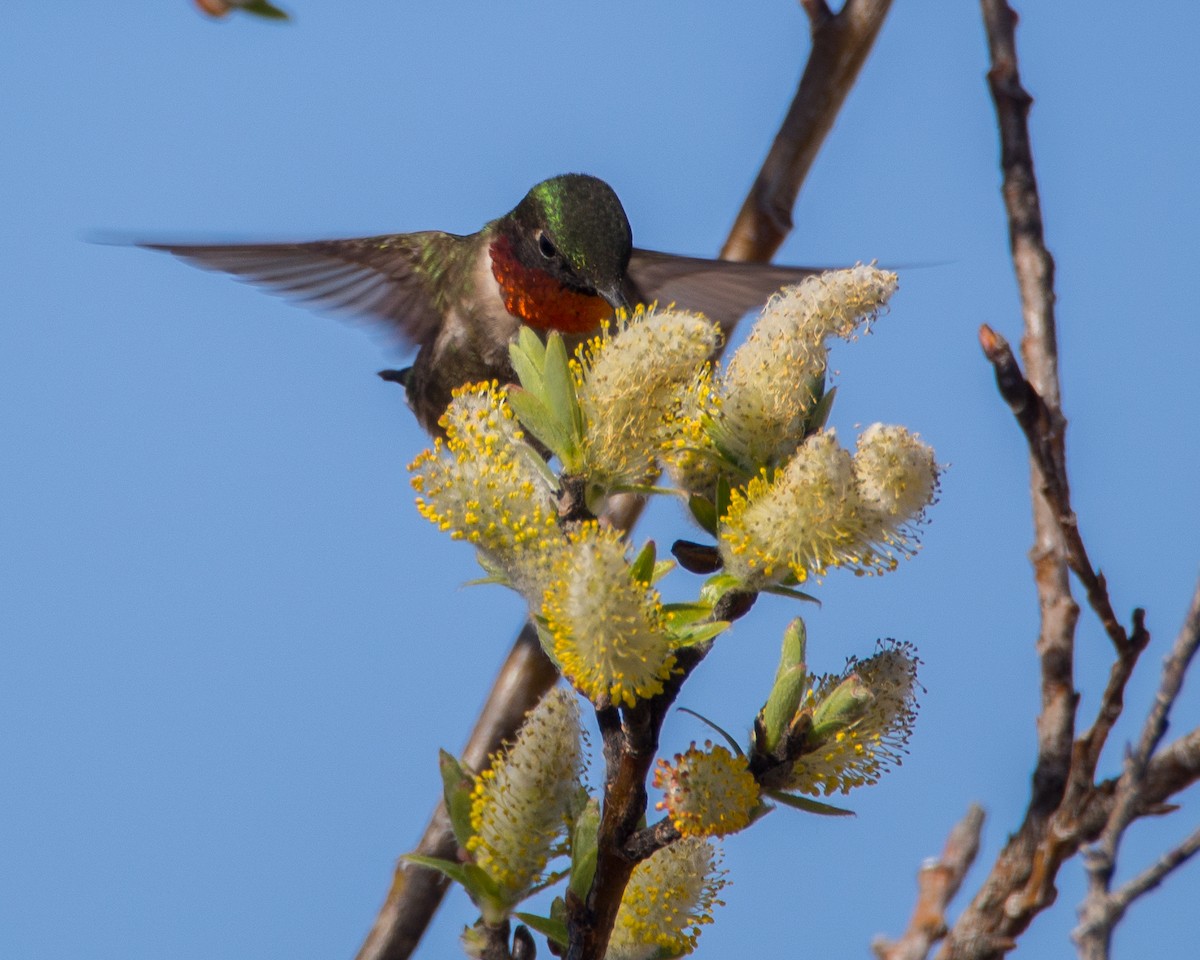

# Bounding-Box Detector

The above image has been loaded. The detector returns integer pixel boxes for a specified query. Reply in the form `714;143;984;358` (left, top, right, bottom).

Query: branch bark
1073;578;1200;959
354;626;559;960
721;0;894;263
933;10;1079;955
872;806;985;960
887;6;1200;958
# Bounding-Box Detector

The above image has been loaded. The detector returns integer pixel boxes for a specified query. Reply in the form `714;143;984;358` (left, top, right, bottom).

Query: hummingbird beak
597;284;630;316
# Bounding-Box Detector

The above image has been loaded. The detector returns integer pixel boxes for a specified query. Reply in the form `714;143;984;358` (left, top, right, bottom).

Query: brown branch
1054;727;1200;859
721;0;894;263
565;645;709;960
1073;578;1200;960
979;0;1078;927
934;11;1200;958
977;317;1153;800
931;5;1079;957
354;625;559;960
1078;824;1200;955
355;3;897;957
1075;609;1149;778
873;806;986;960
978;322;1145;658
932;719;1200;960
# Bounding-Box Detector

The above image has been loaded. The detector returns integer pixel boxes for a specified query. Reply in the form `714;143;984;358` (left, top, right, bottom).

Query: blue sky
3;3;1198;958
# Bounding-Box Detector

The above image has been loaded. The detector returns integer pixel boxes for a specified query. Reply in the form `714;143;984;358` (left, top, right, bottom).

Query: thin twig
873;806;985;960
354;626;559;960
981;0;1079;827
1075;609;1149;778
1074;578;1200;959
951;11;1199;956
1074;828;1200;960
722;0;894;263
977;323;1141;659
938;4;1077;956
1105;826;1200;918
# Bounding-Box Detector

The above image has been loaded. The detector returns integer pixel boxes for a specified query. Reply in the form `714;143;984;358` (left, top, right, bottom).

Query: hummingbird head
503;174;633;315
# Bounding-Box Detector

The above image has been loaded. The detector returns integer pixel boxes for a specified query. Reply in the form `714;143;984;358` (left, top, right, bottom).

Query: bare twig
936;9;1079;957
981;0;1079;850
355;626;558;960
979;320;1146;662
977;326;1136;659
1085;825;1200;932
1073;578;1200;959
1076;609;1149;779
934;6;1197;958
354;4;897;958
721;0;893;263
873;805;986;960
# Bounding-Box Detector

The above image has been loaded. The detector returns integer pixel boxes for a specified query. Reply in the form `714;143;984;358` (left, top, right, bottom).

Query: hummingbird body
144;174;821;434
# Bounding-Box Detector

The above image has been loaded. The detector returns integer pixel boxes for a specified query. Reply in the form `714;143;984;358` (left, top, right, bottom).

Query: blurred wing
141;232;462;348
627;249;823;332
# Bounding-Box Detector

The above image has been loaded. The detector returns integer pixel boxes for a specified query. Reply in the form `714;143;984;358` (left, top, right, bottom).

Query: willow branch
873;806;986;960
569;588;763;960
1073;578;1200;960
1080;825;1200;953
977;326;1139;660
982;0;1078;821
932;5;1193;958
934;4;1080;956
978;324;1150;770
722;0;894;263
355;3;896;957
354;626;559;960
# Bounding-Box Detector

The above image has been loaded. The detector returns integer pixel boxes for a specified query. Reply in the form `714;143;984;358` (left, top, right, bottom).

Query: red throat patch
489;235;613;334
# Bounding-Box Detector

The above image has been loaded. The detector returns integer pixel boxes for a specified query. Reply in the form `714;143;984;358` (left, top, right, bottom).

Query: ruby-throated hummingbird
143;173;819;434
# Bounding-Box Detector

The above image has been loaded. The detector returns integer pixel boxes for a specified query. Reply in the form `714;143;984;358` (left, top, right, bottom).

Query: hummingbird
142;173;820;435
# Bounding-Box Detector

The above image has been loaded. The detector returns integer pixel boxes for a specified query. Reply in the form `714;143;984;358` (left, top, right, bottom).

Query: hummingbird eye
537;232;558;260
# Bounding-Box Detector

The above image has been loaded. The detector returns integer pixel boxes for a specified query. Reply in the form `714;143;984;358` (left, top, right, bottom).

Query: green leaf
466;550;513;588
649;559;675;586
629;540;657;585
760;665;807;756
567;797;600;900
462;574;510;588
532;618;563;670
542;333;583;461
676;706;744;756
514;913;569;949
776;618;807;676
239;0;290;19
662;601;715;627
507;387;570;459
402;854;474;889
513;436;561;488
438;751;477;849
765;790;856;817
807;383;837;435
762;584;821;605
670;619;731;648
700;572;742;607
688;494;718;536
463;862;505;901
714;472;732;524
746;800;776;826
509;328;547;398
